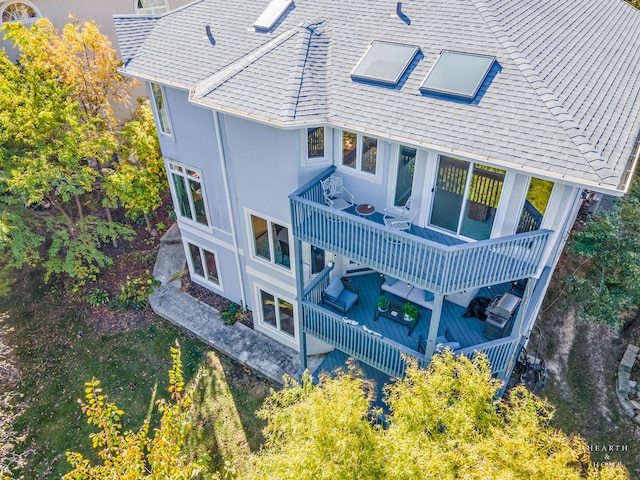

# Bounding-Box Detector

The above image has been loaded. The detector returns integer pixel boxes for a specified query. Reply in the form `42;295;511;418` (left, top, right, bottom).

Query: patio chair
383;197;418;231
321;276;359;313
320;174;355;211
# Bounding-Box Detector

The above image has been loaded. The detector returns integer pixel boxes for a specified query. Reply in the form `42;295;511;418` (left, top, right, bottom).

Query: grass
538;314;640;478
0;263;274;478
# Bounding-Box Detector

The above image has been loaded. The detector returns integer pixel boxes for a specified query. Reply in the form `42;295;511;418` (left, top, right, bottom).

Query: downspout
213;111;247;308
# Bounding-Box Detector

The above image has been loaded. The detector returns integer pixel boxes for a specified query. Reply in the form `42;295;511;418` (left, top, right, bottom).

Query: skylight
419;50;495;99
350;41;420;86
253;0;293;31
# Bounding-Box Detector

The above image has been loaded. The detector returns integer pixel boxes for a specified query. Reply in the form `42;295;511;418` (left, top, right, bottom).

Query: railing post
293;234;307;373
423;293;444;358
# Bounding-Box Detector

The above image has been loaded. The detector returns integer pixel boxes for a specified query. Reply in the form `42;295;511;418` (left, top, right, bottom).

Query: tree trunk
105;206;118;248
144;213;157;237
74;195;84;220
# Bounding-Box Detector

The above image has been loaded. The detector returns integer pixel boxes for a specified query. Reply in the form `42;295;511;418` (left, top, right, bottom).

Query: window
259;289;295;337
187;243;221;286
168;163;209;227
341;130;378;175
517;178;554;233
250;214;290;269
429;156;505;240
150;83;172;135
134;0;169;14
307;127;325;159
393;146;416;207
1;2;40;24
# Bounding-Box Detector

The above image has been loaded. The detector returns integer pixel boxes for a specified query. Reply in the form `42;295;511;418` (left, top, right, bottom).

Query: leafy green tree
104;98;166;235
568;179;640;329
64;342;208;479
245;353;629;479
0;18;168;286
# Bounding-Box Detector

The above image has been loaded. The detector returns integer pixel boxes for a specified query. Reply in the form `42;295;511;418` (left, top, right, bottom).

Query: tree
0;18;168;286
104;98;166;236
64;342;208;478
567;178;640;329
244;352;629;479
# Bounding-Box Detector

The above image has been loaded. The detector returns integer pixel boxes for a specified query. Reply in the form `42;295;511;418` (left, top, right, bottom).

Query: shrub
117;271;161;310
86;288;110;307
221;303;240;325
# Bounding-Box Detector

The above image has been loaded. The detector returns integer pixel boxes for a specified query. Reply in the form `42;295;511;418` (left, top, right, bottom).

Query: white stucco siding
162;87;232;234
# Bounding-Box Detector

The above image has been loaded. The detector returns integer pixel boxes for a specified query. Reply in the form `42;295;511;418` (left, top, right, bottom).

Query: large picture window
429;156;505;240
259;289;295;337
250;214;290;269
341;130;378;176
187;242;221;287
150;82;172;135
168;163;209;227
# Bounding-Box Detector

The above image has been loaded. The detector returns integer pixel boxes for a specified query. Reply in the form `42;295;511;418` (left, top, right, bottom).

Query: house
114;0;640;385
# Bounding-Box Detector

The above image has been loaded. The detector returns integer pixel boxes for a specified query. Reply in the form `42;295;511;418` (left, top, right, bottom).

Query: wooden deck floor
345;205;464;247
321;273;512;352
313;349;391;410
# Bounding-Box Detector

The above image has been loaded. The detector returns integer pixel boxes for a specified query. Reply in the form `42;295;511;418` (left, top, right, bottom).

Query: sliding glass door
429;155;505;240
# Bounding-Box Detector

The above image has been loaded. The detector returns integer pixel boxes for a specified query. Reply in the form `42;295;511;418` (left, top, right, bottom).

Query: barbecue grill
483;292;520;339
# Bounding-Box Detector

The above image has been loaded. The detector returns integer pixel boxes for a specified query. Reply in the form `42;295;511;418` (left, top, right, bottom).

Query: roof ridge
472;0;617;183
279;19;327;120
193;26;302;99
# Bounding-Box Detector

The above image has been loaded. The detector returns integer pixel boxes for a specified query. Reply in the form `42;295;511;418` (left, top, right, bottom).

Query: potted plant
402;302;419;322
377;296;389;312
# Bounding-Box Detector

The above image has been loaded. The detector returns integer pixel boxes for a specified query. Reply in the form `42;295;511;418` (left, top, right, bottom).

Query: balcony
301;267;521;378
290;167;552;295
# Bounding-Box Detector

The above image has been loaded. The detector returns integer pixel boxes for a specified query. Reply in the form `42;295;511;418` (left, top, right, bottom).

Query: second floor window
341;130;378;175
307;127;325;158
150;83;172;135
135;0;169;15
168;163;209;227
1;2;40;24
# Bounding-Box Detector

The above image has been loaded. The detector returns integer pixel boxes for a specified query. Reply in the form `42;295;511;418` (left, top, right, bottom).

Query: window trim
166;160;212;230
134;0;169;15
335;129;383;183
0;1;41;24
245;209;293;275
255;285;297;345
301;126;331;167
184;239;223;290
149;82;173;137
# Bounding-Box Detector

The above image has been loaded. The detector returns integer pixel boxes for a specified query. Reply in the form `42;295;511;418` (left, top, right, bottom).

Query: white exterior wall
151;80;587;355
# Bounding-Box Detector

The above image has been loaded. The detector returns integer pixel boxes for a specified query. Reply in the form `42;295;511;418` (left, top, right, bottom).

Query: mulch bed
182;276;254;330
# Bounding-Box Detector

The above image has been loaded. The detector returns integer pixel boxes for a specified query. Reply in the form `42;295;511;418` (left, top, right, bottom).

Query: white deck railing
290;167;552;296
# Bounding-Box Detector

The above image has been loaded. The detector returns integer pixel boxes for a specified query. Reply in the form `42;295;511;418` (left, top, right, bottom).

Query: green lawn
0;264;274;478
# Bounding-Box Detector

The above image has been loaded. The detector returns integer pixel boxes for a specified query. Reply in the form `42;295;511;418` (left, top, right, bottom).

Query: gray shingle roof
114;0;640;192
112;14;162;64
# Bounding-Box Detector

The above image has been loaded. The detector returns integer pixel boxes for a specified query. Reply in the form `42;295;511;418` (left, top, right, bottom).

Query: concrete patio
149;224;305;385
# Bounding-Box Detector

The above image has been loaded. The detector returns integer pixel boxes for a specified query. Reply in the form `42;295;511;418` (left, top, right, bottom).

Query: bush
117;271;161;310
86;288;110;307
221;303;240;325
